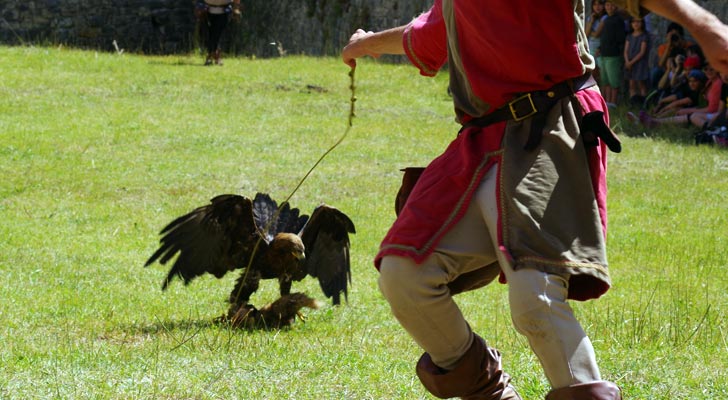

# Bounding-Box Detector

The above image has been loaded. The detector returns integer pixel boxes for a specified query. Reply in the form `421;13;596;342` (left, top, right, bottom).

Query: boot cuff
545;380;621;400
415;335;510;399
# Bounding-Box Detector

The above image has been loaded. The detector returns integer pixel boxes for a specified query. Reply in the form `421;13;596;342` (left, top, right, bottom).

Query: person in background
683;54;703;72
586;0;608;82
663;53;687;89
675;64;722;116
195;0;241;66
633;65;723;128
624;16;650;104
648;50;703;110
712;73;728;127
599;1;626;106
650;22;695;89
652;69;707;117
342;0;728;398
686;44;706;67
649;53;685;106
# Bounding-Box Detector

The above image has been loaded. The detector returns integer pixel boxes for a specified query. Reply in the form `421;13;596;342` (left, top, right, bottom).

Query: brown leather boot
416;335;522;400
545;381;622;400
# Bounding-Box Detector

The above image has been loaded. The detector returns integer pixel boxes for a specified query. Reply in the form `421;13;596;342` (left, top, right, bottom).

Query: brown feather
146;192;355;321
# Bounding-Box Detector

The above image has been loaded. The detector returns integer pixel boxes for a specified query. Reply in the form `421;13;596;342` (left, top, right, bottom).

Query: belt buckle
508;93;537;122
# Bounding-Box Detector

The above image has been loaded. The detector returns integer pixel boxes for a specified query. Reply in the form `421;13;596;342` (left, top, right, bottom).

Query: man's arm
628;0;728;75
341;26;407;68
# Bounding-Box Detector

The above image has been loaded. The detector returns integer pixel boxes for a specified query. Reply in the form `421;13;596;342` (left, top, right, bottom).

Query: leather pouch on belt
580;111;622;153
395;167;426;216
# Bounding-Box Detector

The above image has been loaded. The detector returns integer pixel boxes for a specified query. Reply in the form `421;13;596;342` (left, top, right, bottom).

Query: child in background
624;17;650;104
657;54;701;104
631;65;723;129
652;69;707;117
599;1;626;106
586;0;608;81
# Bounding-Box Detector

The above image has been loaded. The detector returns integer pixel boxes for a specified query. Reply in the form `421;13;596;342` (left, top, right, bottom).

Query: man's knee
378;255;423;304
378;255;447;307
510;298;555;339
508;271;571;338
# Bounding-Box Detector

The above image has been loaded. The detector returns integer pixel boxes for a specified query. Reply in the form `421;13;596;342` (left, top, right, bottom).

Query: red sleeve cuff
402;8;447;77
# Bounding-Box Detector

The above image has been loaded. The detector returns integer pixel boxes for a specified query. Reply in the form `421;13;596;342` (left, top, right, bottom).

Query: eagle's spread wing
300;205;356;305
252;192;308;239
145;194;262;289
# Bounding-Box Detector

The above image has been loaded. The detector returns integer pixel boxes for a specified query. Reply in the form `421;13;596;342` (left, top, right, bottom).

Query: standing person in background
624;16;650;105
599;1;626;106
342;0;728;399
195;0;241;66
586;1;608;82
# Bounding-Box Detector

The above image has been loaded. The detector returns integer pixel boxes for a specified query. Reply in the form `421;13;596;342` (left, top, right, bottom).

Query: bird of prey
144;192;355;316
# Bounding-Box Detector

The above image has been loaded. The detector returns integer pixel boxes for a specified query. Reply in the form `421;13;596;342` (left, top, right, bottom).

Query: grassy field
0;46;726;399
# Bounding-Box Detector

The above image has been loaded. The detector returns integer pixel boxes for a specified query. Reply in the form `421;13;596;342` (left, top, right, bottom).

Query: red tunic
375;0;613;301
403;0;594;118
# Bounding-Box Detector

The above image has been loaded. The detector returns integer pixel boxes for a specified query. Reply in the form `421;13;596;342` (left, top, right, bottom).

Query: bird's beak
293;251;305;261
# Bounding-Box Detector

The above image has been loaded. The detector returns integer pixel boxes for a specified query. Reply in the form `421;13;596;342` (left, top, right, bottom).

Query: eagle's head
269;233;306;280
272;232;305;259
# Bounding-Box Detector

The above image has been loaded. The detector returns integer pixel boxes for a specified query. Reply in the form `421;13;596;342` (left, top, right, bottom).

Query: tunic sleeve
403;0;448;77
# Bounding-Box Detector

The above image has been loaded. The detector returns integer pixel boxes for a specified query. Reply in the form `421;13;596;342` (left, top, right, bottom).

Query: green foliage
0;46;727;399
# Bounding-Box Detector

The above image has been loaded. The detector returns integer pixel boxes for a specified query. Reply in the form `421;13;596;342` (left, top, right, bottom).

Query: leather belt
461;74;598;150
464;74;596;128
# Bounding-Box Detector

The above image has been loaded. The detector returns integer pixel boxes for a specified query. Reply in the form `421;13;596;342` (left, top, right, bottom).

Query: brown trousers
379;166;602;388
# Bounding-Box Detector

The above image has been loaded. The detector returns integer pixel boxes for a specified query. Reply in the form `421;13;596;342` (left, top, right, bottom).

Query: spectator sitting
652;69;707;117
676;64;723;116
631;65;724;129
661;54;702;101
653;54;687;103
691;73;728;131
686;45;706;67
683;54;702;72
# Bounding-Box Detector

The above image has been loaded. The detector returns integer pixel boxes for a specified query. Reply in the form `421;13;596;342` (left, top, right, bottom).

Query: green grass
0;45;726;399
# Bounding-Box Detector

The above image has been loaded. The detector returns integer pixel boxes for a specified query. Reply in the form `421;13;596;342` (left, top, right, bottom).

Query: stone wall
0;1;726;56
234;0;431;57
0;0;195;53
0;0;431;55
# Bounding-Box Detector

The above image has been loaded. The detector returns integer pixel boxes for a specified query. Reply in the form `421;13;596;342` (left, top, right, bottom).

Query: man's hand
342;29;378;69
341;26;407;69
641;0;728;75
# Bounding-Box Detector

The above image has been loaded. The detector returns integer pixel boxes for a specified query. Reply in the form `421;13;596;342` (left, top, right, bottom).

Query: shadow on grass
146;58;205;67
117;314;300;343
128;318;219;335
